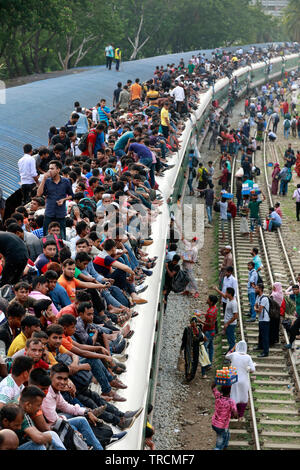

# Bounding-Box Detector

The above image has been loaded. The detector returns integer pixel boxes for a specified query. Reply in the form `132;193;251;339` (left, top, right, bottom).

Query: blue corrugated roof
0;43;276;198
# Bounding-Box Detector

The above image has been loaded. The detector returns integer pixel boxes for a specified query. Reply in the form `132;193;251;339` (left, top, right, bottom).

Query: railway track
217;117;300;450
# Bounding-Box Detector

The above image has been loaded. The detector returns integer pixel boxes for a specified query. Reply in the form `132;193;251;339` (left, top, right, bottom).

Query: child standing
211;381;238;450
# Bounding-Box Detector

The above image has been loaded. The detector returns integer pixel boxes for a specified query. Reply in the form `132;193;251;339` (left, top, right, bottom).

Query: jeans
68;417;103;450
236;197;242;214
204;329;215;364
284;128;290;139
18;431;66;450
206;205;213;223
115;149;126;158
140;158;155;188
248;291;256;319
102;288;122;308
212;425;230;450
258;321;270;355
43;215;66;240
268;220;281;231
21;183;36;205
279;180;288;196
106;56;112;70
109;267;135;294
81;357;114;394
226;324;236;351
124;241;139;270
110;285;129;307
188;176;194;193
289;316;300;344
250;217;261;232
76;388;124;426
296;202;300;221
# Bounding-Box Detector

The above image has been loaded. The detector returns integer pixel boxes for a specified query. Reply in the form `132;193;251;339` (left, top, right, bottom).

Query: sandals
131;311;139;318
123;329;134;339
112;365;126;375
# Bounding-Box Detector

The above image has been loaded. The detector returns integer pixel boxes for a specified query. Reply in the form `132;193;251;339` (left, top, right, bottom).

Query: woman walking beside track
271;163;281;196
225;341;255;419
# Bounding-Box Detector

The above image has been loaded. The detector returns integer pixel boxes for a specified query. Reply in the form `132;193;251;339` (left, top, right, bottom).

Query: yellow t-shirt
47;345;70;366
7;332;27;357
161;107;169;127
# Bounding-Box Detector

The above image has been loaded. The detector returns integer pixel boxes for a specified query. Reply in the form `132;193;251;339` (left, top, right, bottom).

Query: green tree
283;0;300;42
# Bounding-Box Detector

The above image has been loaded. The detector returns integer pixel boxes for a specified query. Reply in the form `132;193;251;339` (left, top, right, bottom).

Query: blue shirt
114;131;134;151
43;177;73;218
94;132;105;156
252;254;262;271
248;269;258;293
49;283;71;311
98;106;110;125
270;211;282;225
128;143;153;163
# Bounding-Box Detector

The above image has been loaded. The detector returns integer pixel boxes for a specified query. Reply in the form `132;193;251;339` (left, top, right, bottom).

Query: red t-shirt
81;130;97;156
203;305;218;332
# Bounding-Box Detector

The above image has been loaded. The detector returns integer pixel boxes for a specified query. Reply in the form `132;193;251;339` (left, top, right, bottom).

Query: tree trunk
128;13;144;60
58;36;73;71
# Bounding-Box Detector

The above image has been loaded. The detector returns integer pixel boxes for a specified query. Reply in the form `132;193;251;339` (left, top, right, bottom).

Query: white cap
225;245;232;250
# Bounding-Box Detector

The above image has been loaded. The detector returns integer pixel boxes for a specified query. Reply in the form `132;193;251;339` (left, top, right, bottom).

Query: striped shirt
0;374;24;404
98;105;110;125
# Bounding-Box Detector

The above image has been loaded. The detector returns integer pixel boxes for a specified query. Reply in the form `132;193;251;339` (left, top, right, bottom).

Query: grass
253;392;293;401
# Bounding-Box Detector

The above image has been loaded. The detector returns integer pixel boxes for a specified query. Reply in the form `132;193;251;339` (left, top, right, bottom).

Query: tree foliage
283;0;300;42
0;0;284;78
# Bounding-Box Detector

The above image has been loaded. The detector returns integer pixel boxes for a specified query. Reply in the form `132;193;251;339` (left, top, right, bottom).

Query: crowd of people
0;42;299;451
173;57;300;450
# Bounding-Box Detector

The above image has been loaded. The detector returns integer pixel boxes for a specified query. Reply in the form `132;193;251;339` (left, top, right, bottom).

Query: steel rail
261;118;300;394
230;156;261;450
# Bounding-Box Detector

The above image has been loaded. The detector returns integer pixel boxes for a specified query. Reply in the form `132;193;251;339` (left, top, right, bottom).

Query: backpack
202;168;209;182
78;132;90;152
257;271;263;285
213;201;220;212
172;269;190;293
0;285;15;303
261;295;280;319
56;353;93;391
92;421;113;448
284;119;291;129
192;156;199;168
51;417;89;450
284;168;292;182
42;234;64;259
255;166;261;176
71;198;97;222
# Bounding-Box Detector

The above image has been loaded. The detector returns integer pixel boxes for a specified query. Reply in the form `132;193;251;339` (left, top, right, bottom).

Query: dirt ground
4;68;89;89
157;100;245;451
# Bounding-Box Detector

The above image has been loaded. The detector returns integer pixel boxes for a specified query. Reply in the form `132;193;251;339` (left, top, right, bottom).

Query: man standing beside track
254;283;270;357
246;261;258;323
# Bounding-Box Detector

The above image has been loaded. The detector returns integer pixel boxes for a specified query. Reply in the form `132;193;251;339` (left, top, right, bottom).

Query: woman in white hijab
225;341;255;418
